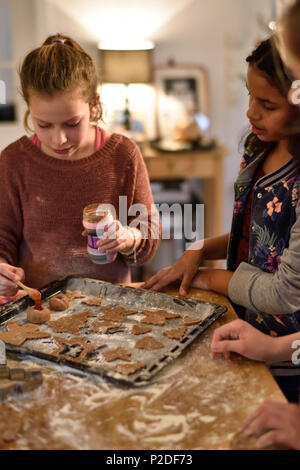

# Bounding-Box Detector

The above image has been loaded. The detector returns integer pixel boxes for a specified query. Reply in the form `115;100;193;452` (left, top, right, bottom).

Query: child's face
246;65;294;142
29;87;97;159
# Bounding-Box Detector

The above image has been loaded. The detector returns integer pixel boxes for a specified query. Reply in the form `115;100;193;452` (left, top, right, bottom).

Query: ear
90;93;100;117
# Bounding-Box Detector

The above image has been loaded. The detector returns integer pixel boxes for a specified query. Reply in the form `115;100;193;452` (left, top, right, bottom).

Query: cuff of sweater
228;262;258;312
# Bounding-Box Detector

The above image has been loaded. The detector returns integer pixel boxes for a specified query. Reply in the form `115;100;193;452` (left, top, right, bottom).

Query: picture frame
154;64;210;141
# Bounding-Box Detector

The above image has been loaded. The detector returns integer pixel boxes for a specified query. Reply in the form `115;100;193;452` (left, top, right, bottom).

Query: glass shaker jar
82;203;117;264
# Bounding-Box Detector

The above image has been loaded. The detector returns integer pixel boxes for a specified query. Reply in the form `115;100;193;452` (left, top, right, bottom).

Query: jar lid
83;203;110;223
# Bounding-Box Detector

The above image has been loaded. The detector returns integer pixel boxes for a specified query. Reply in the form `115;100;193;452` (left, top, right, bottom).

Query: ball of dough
49;294;69;311
27;305;51;324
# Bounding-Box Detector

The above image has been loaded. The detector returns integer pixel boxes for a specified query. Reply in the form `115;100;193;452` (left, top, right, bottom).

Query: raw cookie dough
182;315;203;325
47;311;91;334
49;294;69;311
115;362;146;376
0;322;51;346
51;336;104;364
102;346;132;362
163;327;187;340
81;296;102;306
135;336;164;350
132;325;152;335
27;305;50;324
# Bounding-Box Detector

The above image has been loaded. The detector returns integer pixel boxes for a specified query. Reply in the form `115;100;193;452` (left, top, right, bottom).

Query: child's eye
38;124;50;129
66;122;80;127
262;104;276;111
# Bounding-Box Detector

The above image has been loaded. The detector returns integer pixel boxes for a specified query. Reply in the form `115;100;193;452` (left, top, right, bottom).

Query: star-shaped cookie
0;322;51;346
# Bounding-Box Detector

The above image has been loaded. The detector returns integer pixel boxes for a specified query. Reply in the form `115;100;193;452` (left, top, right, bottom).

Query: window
0;2;16;122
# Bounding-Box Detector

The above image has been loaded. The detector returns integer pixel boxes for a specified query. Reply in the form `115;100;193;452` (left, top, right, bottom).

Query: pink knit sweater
0;133;160;288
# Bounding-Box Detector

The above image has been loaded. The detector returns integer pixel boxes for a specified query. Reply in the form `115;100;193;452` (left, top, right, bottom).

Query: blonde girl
0;33;160;296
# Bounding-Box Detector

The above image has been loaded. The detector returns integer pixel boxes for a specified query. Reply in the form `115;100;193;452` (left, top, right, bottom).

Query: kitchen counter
0;284;286;450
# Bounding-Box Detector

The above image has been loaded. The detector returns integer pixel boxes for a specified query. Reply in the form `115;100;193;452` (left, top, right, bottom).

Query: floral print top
227;142;300;337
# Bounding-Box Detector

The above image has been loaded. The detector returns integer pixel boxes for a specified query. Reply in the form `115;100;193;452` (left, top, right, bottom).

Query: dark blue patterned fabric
227;142;300;336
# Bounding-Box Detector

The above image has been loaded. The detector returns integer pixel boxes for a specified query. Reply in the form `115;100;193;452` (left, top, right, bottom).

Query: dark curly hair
243;36;300;169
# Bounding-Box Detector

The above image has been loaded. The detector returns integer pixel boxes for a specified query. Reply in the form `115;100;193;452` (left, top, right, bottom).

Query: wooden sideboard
142;144;227;239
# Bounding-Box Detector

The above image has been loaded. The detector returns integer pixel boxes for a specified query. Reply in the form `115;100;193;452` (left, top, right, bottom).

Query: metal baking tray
0;276;227;387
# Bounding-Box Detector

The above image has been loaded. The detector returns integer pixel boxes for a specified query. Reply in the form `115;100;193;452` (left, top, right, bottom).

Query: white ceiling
47;0;195;42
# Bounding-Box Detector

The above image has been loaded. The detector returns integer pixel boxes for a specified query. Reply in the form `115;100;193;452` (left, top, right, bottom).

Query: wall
0;0;37;149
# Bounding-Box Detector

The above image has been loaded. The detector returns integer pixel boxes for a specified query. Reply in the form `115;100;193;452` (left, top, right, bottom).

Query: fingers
241;400;300;450
179;269;198;296
0;264;24;296
96;222;134;254
211;320;243;350
141;267;175;291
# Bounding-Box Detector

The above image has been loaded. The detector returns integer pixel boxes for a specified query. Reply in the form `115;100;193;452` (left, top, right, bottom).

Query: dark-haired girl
144;37;300;403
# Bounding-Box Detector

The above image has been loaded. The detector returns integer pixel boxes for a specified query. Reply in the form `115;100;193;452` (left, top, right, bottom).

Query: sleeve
0;150;23;266
123;142;161;267
228;196;300;315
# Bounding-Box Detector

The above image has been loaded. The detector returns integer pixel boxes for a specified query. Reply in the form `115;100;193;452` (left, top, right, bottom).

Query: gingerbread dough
141;310;181;326
102;346;132;362
135;336;164;350
27;305;50;324
182;315;203;325
0;322;51;346
81;296;102;306
47;311;91;334
51;336;104;364
115;362;146;376
90;320;122;334
65;290;85;300
131;325;152;335
49;294;69;311
163;327;187;340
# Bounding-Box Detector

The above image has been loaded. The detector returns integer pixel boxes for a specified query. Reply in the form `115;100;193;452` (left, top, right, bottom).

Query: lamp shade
100;49;153;84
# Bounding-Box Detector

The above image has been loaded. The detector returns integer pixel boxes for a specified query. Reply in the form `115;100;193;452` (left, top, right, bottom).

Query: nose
51;127;68;147
246;97;261;121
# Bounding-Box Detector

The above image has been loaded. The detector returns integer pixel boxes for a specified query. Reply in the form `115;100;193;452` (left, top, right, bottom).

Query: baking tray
0;276;227;387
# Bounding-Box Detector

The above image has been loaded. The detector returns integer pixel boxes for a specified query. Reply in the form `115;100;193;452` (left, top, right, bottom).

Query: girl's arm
228;197;300;316
200;233;230;259
142;233;230;294
211;319;300;362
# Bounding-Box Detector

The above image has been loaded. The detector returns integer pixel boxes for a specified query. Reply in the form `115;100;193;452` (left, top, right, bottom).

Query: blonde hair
19;33;102;133
277;1;300;60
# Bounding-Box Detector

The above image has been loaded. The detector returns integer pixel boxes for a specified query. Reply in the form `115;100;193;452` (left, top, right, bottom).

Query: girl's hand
0;263;25;296
96;221;136;255
242;400;300;450
210;319;275;361
141;249;203;295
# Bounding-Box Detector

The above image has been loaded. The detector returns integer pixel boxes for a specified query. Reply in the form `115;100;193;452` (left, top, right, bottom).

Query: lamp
99;45;153;130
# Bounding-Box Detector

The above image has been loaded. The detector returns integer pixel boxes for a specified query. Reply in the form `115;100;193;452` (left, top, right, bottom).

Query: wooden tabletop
0;284;286;450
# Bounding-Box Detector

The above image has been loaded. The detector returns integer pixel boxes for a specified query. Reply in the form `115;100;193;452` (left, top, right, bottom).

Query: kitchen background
0;0;292;280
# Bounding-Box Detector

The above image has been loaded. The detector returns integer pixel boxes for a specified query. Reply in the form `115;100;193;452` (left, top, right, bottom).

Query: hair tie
51;38;65;44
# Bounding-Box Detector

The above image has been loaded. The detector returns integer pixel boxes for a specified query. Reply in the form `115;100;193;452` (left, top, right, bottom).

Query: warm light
99;39;154;51
99;83;156;139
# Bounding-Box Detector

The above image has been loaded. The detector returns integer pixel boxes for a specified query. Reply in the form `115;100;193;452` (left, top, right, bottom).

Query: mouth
53;147;73;155
251;123;265;135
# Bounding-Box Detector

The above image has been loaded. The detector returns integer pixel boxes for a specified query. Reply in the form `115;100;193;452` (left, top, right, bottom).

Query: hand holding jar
97;220;141;260
82;203;141;264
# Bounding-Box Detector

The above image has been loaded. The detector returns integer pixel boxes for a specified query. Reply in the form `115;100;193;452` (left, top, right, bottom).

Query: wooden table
1;285;286;450
142;144;227;239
